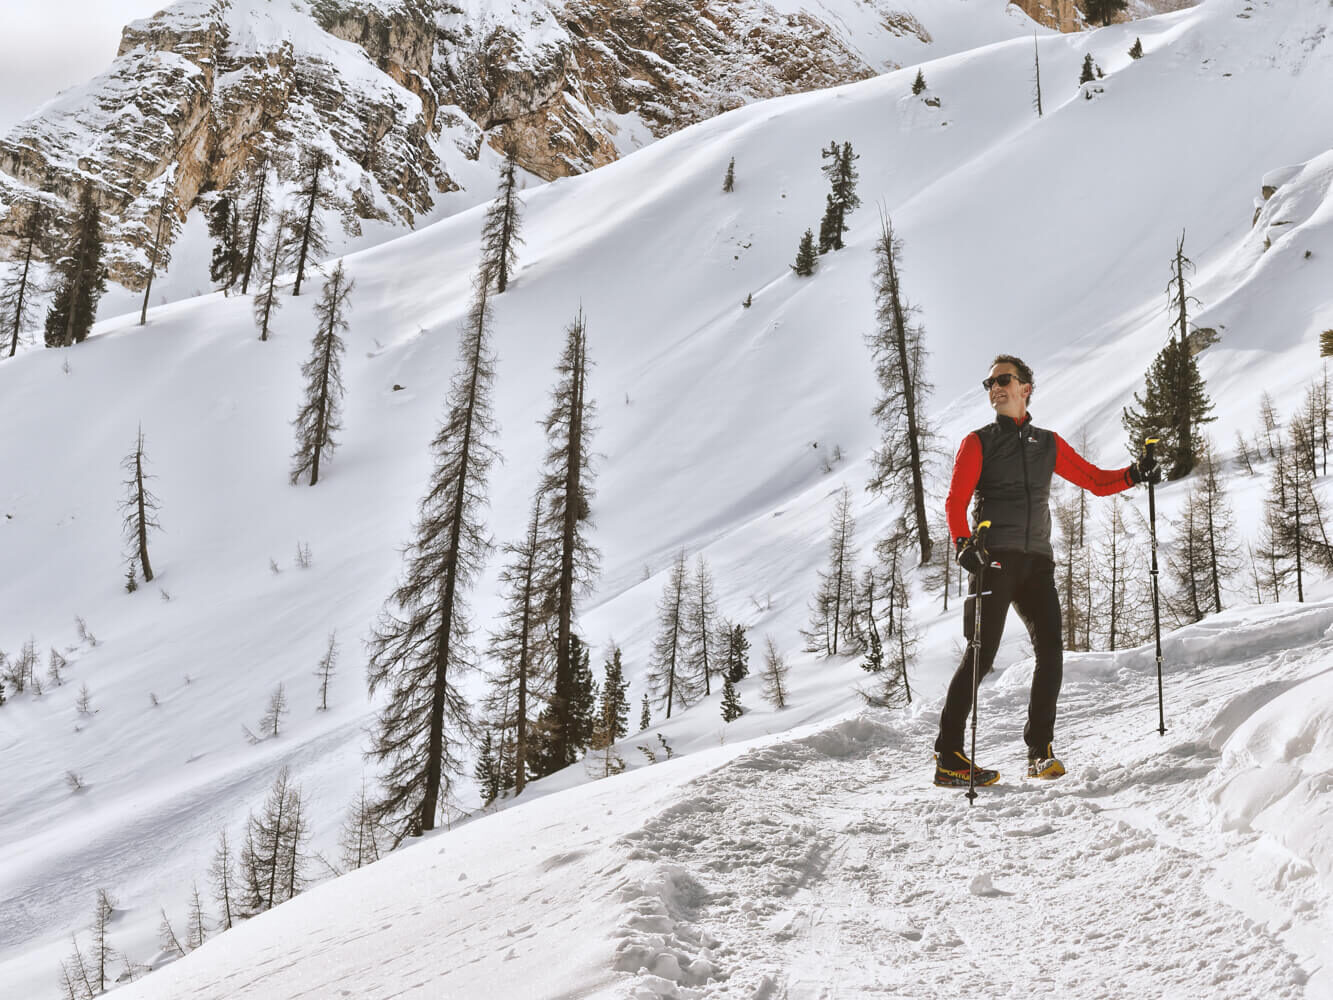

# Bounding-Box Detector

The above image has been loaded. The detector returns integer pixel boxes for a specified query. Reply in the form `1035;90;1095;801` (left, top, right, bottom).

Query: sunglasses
982;373;1025;391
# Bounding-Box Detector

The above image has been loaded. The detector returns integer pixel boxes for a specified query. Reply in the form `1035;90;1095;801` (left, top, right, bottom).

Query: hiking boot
933;750;1000;788
1027;743;1066;780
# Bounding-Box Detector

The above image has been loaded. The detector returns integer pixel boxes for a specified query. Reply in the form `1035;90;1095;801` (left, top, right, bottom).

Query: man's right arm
945;433;983;544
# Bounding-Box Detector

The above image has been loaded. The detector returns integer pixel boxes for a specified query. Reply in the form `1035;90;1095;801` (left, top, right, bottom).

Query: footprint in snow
968;873;1013;897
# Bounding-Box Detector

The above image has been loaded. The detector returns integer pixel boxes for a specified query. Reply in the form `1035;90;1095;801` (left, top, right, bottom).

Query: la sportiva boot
1027;743;1066;780
933;750;1000;788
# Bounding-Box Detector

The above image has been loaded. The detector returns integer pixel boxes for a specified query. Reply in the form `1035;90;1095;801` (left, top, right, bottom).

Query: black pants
935;550;1063;756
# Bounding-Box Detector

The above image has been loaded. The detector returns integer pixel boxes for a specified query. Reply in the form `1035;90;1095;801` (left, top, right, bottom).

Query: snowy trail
611;605;1333;1000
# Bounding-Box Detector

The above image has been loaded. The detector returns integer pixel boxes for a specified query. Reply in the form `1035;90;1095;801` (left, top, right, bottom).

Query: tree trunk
884;227;932;565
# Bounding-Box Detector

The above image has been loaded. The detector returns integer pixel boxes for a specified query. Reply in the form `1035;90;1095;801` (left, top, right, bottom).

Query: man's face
986;362;1030;419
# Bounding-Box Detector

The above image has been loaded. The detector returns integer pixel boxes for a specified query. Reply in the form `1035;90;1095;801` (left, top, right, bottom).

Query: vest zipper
1019;421;1031;551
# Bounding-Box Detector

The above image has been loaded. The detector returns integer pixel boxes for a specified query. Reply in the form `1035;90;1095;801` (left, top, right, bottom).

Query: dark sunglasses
982;373;1024;391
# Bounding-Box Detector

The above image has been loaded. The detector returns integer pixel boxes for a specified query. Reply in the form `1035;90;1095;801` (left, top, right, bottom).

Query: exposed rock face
0;0;1187;291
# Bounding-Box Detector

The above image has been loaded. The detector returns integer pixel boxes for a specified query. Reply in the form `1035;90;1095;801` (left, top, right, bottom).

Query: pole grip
1145;437;1158;461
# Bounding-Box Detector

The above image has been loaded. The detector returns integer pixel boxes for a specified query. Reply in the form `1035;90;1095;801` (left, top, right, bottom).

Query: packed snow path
113;603;1333;1000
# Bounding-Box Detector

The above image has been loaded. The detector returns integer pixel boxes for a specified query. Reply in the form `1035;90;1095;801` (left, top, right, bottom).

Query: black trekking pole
1144;439;1167;736
966;521;992;804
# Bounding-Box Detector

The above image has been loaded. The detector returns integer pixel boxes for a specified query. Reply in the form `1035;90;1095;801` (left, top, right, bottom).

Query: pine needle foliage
792;229;818;276
44;185;106;348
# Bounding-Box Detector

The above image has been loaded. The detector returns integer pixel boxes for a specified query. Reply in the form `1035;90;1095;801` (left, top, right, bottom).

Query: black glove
955;536;987;575
1129;449;1162;485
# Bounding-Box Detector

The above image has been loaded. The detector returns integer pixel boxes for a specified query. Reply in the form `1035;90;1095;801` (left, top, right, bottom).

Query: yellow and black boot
1027;744;1066;780
933;750;1000;788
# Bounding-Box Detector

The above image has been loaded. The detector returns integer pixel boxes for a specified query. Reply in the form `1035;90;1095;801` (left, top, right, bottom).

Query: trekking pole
966;521;991;804
1144;439;1167;736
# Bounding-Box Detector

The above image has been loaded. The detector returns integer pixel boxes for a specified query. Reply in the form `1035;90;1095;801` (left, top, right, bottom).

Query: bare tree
366;274;498;842
253;210;293;342
647;549;696;718
760;636;789;709
315;631;338;711
121;425;161;585
1052;486;1090;650
90;890;116;993
1166;440;1240;624
480;145;524;293
1032;32;1044;117
139;178;181;326
259;683;289;738
240;767;307;912
866;215;934;564
288;150;330;296
186;882;207;950
240;156;270;294
804;486;858;656
208;830;236;930
1091;496;1153;650
158;908;186;958
290;261;352;486
339;778;383;871
2;195;50;357
685;553;720;696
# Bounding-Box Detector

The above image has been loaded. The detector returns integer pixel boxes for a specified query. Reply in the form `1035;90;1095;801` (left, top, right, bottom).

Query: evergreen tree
207;191;243;294
1032;33;1044;117
1129;37;1144;59
722;157;735;193
804;486;858;656
568;635;598;754
1079;54;1096;86
480;146;524;293
290;261;352;486
486;493;549;795
2;196;50;357
722;623;750;683
139;179;180;326
866;215;934;564
1322;329;1333;357
639;693;651;732
857;568;885;675
792;228;818;276
474;729;500;805
289;150;331;296
647;549;696;717
817;140;860;252
720;674;743;722
209;829;236;930
253;210;293;342
315;630;338;711
685;554;720;696
120;426;161;586
365;274;498;843
1122;235;1214;479
911;68;927;95
1085;0;1128;26
760;635;789;709
1165;441;1241;624
44;185;107;348
240;156;270;294
533;310;599;769
599;645;630;742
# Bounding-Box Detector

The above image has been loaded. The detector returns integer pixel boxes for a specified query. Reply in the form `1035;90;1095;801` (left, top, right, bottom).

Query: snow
2;0;1333;997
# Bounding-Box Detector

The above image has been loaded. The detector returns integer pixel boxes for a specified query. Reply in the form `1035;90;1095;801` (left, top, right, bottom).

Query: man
933;354;1159;788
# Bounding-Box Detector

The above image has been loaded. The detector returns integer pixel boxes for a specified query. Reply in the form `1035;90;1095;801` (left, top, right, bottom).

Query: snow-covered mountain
1;0;1330;996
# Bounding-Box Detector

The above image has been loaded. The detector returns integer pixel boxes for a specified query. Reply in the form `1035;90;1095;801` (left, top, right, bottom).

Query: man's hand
1129;448;1163;485
955;536;987;575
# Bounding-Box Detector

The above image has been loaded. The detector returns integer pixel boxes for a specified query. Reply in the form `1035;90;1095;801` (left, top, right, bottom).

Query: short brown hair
991;354;1034;397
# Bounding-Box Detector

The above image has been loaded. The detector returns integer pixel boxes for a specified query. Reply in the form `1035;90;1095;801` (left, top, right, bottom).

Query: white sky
0;1;165;135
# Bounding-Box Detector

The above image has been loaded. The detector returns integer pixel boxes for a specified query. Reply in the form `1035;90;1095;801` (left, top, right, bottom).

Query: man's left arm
1053;433;1134;496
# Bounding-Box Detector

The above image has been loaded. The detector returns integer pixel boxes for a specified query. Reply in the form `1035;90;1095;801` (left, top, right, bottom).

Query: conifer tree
883;555;917;704
240;156;270;294
339;778;382;871
760;635;789;709
722;623;750;683
486;494;549;795
1085;0;1127;25
44;185;107;348
792;229;818;276
120;426;161;586
866;216;934;564
720;674;743;722
90;889;116;994
685;554;720;696
911;68;926;95
1129;37;1144;59
290;261;352;486
366;274;498;842
207;191;243;294
480;146;524;293
1166;440;1241;624
139;179;180;326
533;310;599;769
474;730;500;805
3;196;50;357
1053;486;1090;650
648;549;695;717
599;645;630;742
253;211;292;342
817;141;860;252
209;830;236;930
289;151;330;296
240;767;307;911
259;683;289;738
1091;495;1152;650
186;883;207;950
315;631;338;711
640;693;651;732
805;486;858;656
1079;54;1096;86
1267;424;1333;597
722;157;735;193
568;635;598;755
159;908;186;958
1032;33;1044;117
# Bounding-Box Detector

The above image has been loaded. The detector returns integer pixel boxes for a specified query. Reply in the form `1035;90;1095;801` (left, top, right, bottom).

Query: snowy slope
3;0;1333;996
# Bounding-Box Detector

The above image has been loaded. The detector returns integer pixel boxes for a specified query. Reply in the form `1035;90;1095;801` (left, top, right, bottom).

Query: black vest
970;413;1057;560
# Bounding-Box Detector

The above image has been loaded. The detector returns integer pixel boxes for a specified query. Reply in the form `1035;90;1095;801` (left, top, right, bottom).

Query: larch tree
289;150;330;296
866;214;934;564
90;889;117;994
239;766;308;912
209;829;236;930
139;177;180;326
3;195;51;357
480;145;524;293
339;778;383;871
290;260;352;486
186;883;207;950
1032;33;1043;117
685;553;720;697
315;630;338;711
647;548;695;718
44;185;107;348
1091;495;1153;651
1166;441;1241;624
805;485;859;657
240;156;270;294
1053;486;1090;650
365;274;498;843
760;635;789;709
120;425;161;587
253;210;293;342
722;157;735;193
533;309;599;769
486;493;549;796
